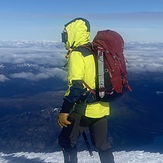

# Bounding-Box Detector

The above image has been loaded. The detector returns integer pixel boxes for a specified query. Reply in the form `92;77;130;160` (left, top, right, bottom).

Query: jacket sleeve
60;51;86;113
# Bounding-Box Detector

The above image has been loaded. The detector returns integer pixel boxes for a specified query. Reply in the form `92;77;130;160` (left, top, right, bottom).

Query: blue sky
0;0;163;42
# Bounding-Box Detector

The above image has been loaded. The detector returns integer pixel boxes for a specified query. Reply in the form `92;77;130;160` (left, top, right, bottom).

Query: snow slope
0;150;163;163
1;136;163;163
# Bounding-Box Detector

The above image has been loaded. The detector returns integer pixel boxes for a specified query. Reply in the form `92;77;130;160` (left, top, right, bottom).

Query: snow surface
0;150;163;163
1;136;163;162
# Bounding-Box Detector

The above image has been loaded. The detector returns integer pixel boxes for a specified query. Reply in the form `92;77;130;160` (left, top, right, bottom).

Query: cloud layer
125;42;163;72
0;41;67;82
0;41;163;82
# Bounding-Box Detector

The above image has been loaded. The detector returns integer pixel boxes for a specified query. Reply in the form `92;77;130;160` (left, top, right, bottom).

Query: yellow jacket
61;18;110;118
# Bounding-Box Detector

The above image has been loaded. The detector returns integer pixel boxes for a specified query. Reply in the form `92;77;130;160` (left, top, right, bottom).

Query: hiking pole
82;131;93;157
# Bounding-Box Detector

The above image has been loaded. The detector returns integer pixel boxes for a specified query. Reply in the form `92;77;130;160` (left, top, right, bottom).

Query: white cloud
0;41;68;81
124;42;163;73
0;41;66;66
10;67;67;81
0;74;9;82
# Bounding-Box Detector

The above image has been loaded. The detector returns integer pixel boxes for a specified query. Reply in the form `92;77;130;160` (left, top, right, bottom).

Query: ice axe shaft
82;131;93;157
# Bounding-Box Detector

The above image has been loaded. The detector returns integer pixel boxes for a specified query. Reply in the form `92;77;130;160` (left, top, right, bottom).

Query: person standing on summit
58;17;115;163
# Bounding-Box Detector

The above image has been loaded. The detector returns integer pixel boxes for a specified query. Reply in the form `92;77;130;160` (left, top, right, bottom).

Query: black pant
58;112;114;163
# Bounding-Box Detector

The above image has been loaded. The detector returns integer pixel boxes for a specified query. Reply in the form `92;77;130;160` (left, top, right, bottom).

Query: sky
0;0;163;42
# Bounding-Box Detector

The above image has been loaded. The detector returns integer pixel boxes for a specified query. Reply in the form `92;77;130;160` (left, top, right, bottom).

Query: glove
58;113;72;128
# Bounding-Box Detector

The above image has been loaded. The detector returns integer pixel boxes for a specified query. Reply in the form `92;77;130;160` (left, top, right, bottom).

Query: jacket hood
64;18;90;49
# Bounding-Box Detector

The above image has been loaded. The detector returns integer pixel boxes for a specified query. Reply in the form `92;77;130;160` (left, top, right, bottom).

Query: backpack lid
93;30;124;54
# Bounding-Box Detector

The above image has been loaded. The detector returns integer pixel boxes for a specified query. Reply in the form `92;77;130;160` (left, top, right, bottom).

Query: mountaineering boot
62;146;78;163
98;148;115;163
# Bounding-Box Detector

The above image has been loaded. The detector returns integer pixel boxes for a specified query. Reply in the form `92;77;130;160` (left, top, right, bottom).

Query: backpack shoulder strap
73;44;97;96
73;43;94;57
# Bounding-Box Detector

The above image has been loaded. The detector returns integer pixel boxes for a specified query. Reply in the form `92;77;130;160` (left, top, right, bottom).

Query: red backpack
84;30;132;102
